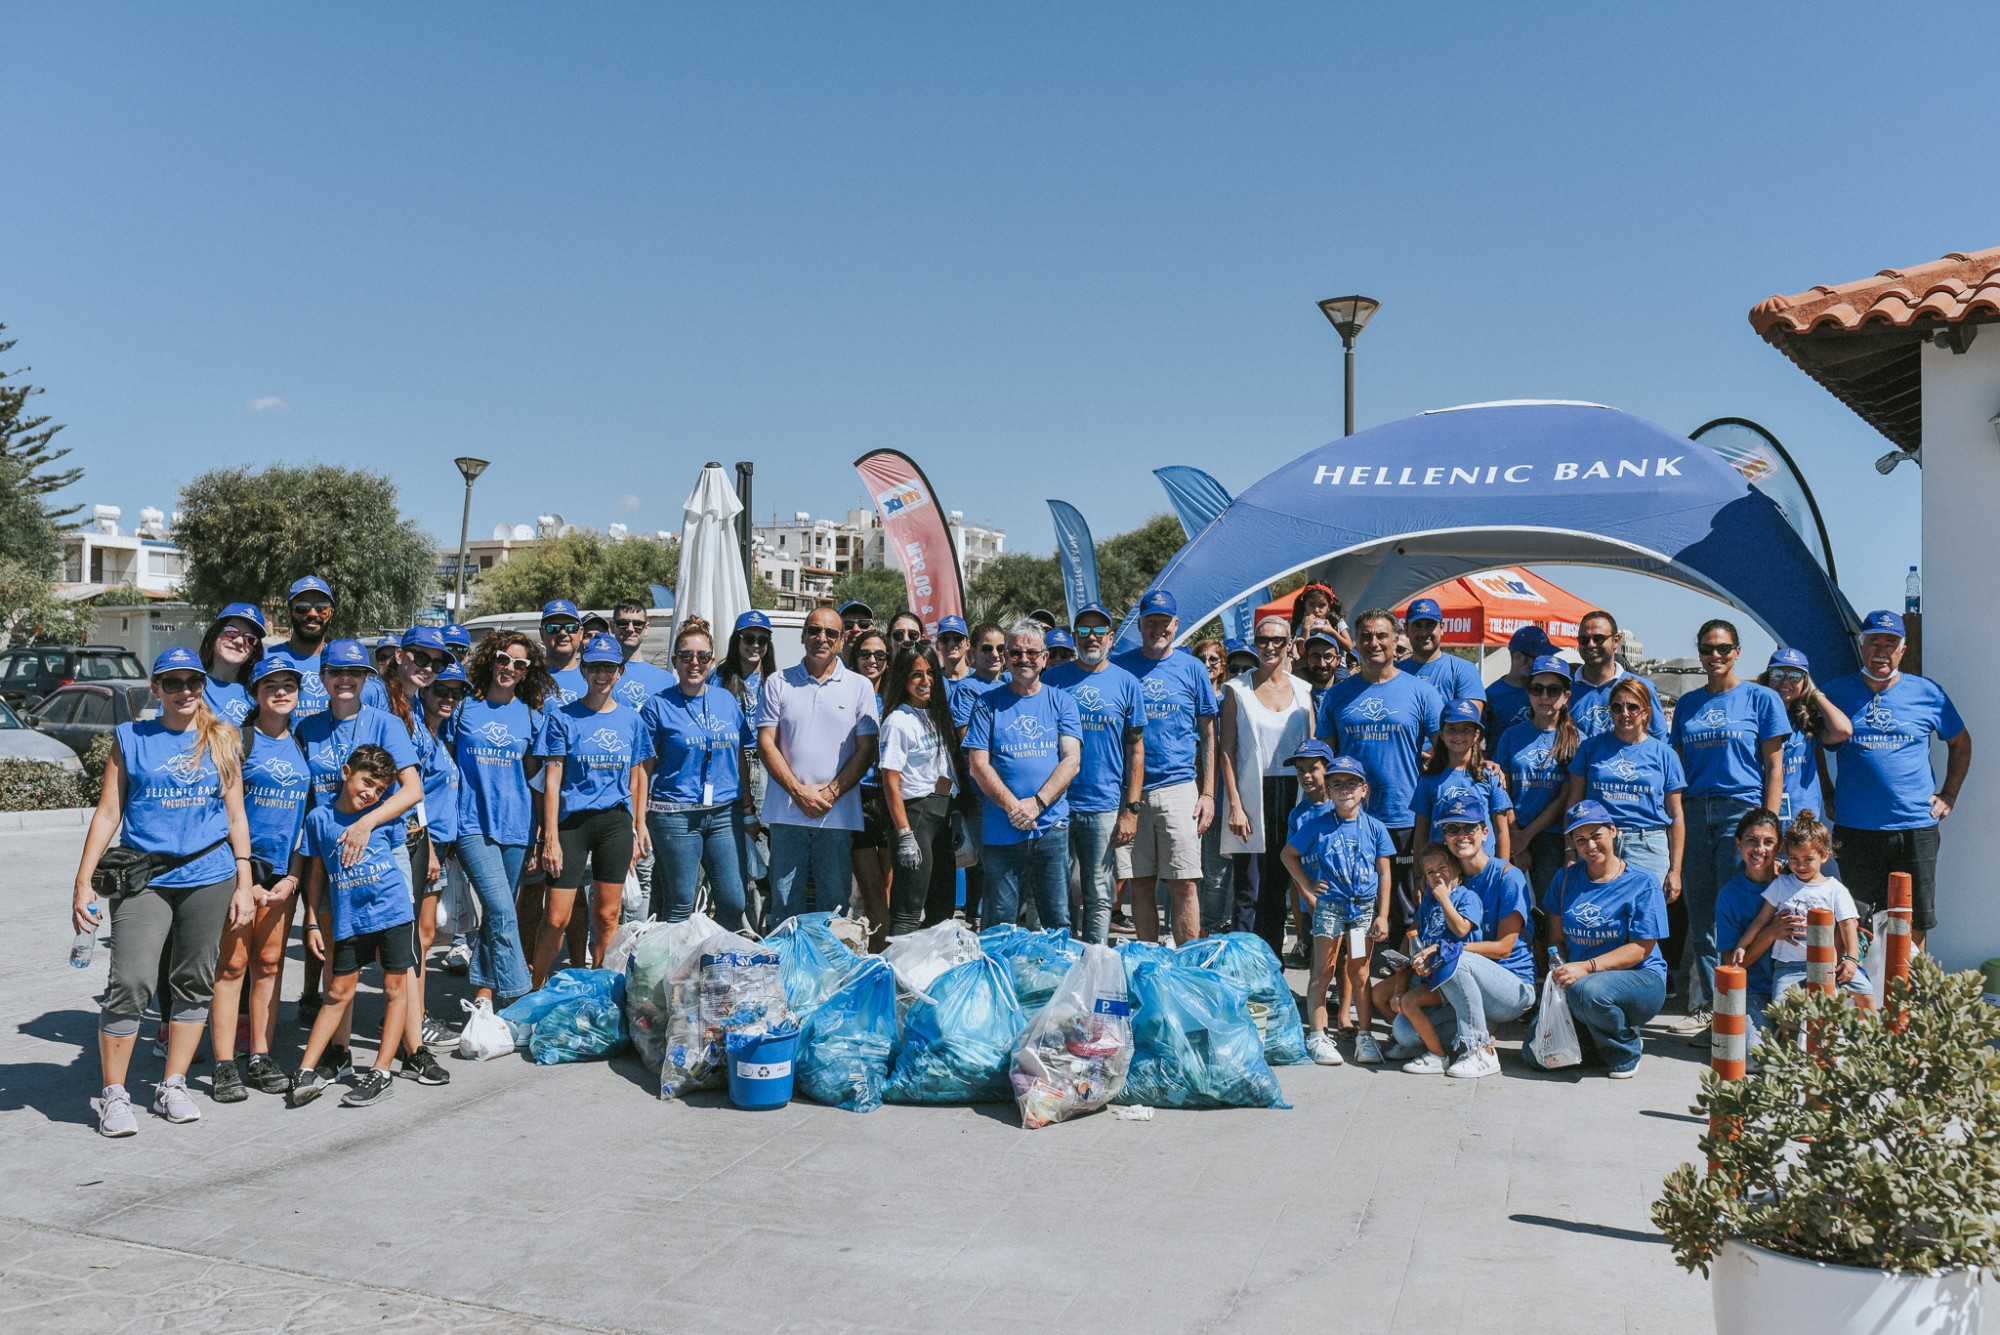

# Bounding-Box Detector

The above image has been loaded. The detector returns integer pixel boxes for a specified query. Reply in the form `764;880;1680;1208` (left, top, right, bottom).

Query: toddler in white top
1735;809;1870;998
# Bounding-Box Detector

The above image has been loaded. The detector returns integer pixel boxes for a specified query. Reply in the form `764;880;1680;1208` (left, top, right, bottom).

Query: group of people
68;572;1972;1134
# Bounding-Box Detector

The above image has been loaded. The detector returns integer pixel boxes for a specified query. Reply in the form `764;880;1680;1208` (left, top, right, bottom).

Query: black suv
0;644;147;710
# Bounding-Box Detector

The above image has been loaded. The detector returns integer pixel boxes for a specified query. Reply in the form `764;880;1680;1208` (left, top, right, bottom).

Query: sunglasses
1073;624;1112;638
937;633;968;645
674;650;716;665
975;642;1006;654
1004;648;1044;661
1576;633;1612;645
1699;642;1739;656
613;618;647;630
1255;636;1289;648
1610;702;1645;715
156;673;206;693
855;650;889;663
890;629;923;643
429;684;469;701
738;632;770;647
1768;668;1806;684
1528;682;1568;697
1439;822;1482;837
217;625;260;646
543;621;582;635
843;617;874;631
583;660;623;673
804;627;841;641
289;599;332;614
409;651;451;672
496;655;531;671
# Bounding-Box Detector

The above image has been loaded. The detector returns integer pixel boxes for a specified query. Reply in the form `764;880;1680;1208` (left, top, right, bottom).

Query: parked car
29;683;156;761
0;696;85;772
0;644;146;710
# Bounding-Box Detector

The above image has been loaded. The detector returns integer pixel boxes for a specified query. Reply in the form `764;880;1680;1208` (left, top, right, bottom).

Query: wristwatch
1123;801;1142;814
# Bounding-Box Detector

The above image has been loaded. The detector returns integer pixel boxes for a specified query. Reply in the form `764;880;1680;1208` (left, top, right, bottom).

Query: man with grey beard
1043;602;1146;944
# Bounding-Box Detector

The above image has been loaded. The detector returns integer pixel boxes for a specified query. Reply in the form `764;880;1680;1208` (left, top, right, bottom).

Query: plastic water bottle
70;905;100;968
1905;565;1921;615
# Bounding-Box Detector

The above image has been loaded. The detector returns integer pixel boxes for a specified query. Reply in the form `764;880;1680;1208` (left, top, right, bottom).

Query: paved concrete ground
2;826;1720;1334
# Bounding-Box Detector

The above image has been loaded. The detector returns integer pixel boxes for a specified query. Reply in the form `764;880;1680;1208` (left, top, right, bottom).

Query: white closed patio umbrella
672;461;750;641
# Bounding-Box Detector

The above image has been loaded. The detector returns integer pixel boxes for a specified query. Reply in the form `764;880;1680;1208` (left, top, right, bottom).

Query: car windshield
0;699;21;729
83;652;146;680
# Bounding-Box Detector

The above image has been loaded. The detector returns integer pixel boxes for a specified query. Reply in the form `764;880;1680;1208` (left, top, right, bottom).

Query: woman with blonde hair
639;617;753;931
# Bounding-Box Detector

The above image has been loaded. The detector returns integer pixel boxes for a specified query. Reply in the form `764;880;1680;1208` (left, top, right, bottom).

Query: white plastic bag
434;857;478;937
625;913;719;1073
881;919;982;995
603;918;661;976
621;869;649;925
457;997;514;1061
1530;971;1583;1069
1011;944;1133;1128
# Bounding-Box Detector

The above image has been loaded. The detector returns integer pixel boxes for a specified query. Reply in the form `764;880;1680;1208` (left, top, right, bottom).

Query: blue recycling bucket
725;1024;800;1110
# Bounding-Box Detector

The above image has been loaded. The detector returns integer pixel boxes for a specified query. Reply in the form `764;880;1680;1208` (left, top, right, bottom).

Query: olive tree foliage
471;528;782;615
0;325;92;642
174;464;436;636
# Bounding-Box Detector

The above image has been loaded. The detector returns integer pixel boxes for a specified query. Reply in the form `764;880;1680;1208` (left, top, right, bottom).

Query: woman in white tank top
1219;617;1314;954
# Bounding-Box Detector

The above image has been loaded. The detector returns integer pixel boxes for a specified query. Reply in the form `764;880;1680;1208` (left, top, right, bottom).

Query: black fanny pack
91;839;229;900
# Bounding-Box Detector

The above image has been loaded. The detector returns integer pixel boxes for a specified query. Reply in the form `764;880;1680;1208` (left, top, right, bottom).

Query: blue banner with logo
1046;499;1101;625
1153;467;1259;640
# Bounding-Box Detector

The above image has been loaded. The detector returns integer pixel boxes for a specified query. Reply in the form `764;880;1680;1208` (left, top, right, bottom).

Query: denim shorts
1311;896;1368;941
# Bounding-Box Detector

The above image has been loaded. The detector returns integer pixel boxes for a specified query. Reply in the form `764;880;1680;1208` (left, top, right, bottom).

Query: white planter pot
1712;1238;1981;1335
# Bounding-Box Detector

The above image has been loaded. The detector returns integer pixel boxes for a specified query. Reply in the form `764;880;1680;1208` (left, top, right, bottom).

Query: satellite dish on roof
491;523;513;541
511;523;535;541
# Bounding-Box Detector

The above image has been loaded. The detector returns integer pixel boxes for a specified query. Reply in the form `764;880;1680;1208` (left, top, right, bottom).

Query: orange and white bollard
1885;871;1914;992
1805;907;1837;996
1709;964;1747;1177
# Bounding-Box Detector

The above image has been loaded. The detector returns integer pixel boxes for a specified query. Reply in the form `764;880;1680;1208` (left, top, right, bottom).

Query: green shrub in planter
0;759;90;811
1654;954;2000;1277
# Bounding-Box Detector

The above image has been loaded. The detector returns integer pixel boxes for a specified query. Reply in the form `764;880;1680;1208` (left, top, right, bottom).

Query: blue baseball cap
401;625;447;653
1306;629;1340;649
1138;589;1177;618
1326;755;1367;780
1859;610;1905;640
1768;647;1810;672
1563;799;1618;834
1224;637;1253;659
212;602;267;634
320;638;370;670
540;599;581;625
1046;628;1076;652
433;661;469;685
1440;699;1482;726
1285;740;1336;768
250;656;303;686
839;599;874;618
1434;791;1491;825
735;610;772;632
443;624;472;652
579;633;625;666
1509;625;1555;656
374;636;400;653
1406;597;1444;624
1529;654;1572;681
287;575;333;604
936;614;970;637
150;646;202;677
1072;602;1112;626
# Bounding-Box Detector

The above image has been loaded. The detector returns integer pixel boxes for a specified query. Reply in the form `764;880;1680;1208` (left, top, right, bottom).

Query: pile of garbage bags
496;968;628;1064
885;955;1025;1104
1176;933;1309;1066
794;956;898;1112
767;912;862;1016
981;926;1085;1015
1010;944;1133;1127
621;913;793;1099
1119;959;1290;1110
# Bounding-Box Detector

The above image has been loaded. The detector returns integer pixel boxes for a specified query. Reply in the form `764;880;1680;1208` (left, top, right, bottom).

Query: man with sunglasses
1483;625;1557;740
965;620;1082;932
1569;610;1666;740
1295;629;1343;717
757;606;880;925
1397;597;1485;718
838;599;875;650
442;624;473;664
607;600;674;709
539;599;588;706
935;614;972;683
1044;602;1146;944
263;575;336;724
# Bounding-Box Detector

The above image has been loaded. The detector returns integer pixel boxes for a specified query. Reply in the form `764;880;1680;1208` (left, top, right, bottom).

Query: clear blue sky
6;3;1992;659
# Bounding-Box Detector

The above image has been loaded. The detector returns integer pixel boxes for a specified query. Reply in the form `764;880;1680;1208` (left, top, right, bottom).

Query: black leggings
890;793;953;935
553;807;634;889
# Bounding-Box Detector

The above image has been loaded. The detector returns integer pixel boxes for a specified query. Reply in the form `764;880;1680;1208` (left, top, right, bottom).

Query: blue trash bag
1116;939;1179;984
978;923;1026;953
986;928;1085;1013
767;912;861;1017
529;971;629;1064
1176;932;1309;1066
795;956;898;1112
1117;961;1290;1110
499;969;612;1050
884;955;1026;1104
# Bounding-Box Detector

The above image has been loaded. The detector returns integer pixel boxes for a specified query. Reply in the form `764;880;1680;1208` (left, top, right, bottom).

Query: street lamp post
452;456;490;614
1316;295;1380;436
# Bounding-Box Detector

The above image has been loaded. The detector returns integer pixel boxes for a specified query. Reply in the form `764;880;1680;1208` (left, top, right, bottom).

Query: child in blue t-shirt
1373;842;1485;1073
291;744;420;1109
1283;754;1394;1066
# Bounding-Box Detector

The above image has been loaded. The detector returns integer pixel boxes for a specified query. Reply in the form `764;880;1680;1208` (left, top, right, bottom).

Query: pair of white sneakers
1399;1043;1501;1079
97;1077;200;1137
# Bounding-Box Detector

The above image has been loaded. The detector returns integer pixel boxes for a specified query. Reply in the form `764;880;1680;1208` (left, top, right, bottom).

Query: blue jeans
1391;952;1535;1052
648;805;747;931
767;823;853;926
1523;966;1666;1073
1617;825;1670;882
1198;820;1234;936
1068;809;1118;945
453;832;533;998
1682;794;1754;1009
984;828;1071;932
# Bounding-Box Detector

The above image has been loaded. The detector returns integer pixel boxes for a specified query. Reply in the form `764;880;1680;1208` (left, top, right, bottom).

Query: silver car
0;697;85;772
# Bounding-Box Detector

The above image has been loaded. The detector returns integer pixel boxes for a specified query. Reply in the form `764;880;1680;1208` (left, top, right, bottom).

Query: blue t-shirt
1568;732;1685;829
1111;650;1218;791
1484;678;1533;739
204;676;251;726
1314;671;1444;827
1286;807;1395;908
536;700;654;818
361;674;390;713
294;706;421;809
115;720;236;888
415;723;461;844
1778;727;1825;825
1397;652;1486;712
1669;681;1788;802
1569;668;1667;741
963;684;1083;844
1416;884;1485;949
240;726;311;875
612;659;676;711
1285;796;1330;845
547;666;587;707
1460;857;1535;985
641;686;754;808
262;644;328;722
1545;863;1668;979
1714;871;1776;997
1043;661;1147;813
1493;722;1567;829
1415;766;1514;855
1824;673;1966;831
444;697;545;846
947;672;1011;730
302;803;413;939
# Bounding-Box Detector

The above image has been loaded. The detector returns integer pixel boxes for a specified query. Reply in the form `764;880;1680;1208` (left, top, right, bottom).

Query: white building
949;510;1005;584
751;506;1006;592
59;505;185;599
1753;244;1999;971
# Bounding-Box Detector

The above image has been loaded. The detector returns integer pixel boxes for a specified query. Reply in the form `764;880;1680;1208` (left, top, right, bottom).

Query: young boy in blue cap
1284;749;1395;1064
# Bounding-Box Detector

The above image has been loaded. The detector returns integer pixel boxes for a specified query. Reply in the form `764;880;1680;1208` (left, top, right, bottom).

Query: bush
0;758;92;811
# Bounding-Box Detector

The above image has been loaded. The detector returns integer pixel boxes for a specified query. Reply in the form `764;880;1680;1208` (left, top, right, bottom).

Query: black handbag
90;839;229;900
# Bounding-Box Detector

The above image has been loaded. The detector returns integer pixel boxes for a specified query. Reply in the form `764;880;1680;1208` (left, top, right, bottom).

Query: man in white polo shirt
758;605;881;925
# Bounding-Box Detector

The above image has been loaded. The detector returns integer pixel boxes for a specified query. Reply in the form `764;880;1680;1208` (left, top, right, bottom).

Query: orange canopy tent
1255;567;1596;648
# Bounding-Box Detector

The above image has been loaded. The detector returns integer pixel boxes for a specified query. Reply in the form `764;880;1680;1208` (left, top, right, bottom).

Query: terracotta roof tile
1750;246;2000;337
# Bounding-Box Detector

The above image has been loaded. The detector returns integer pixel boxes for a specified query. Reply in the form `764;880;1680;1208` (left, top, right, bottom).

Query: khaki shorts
1114;781;1204;882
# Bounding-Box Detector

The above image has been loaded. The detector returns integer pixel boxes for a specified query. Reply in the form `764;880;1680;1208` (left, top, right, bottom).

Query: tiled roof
1750;247;2000;337
1748;246;2000;453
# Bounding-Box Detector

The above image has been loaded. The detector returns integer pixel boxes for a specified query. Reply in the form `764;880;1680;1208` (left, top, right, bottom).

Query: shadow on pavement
5;1008;100;1126
1508;1213;1664;1245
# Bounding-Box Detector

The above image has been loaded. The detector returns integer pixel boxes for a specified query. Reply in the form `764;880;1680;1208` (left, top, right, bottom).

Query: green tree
581;536;679;610
967;553;1064;626
1095;513;1188;614
174;464;436;636
465;531;604;614
828;564;911;620
0;325;82;526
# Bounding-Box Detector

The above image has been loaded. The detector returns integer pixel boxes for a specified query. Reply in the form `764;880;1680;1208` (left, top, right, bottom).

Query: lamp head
1316;295;1380;345
454;456;491;484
